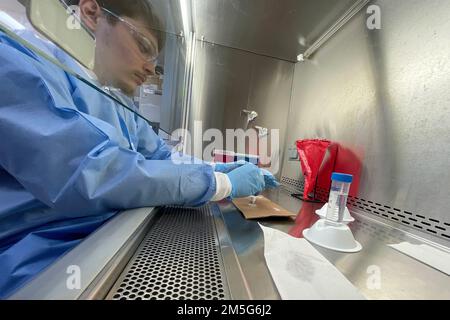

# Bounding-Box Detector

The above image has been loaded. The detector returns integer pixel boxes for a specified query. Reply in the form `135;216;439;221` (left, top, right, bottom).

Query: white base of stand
303;219;362;253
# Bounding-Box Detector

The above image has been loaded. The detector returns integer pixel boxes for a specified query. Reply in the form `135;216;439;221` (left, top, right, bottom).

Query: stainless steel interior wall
160;34;186;135
188;40;294;173
192;0;357;61
281;0;450;240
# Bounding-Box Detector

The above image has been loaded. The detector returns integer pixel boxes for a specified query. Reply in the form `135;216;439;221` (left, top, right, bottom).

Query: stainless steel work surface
218;188;450;300
101;188;449;300
26;187;445;300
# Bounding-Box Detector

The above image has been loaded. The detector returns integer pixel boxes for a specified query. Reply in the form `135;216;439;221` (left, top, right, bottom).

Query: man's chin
118;82;138;97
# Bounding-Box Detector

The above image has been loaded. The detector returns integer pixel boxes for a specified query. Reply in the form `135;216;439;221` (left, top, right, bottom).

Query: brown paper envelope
232;196;297;220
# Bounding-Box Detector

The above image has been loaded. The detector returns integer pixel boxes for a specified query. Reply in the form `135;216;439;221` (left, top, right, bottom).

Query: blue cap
332;172;353;183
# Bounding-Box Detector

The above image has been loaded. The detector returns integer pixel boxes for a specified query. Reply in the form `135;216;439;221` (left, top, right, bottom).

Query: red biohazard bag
296;139;332;200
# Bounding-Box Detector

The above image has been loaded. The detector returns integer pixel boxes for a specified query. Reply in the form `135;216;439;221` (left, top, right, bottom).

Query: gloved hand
226;163;265;199
260;169;280;189
214;161;248;173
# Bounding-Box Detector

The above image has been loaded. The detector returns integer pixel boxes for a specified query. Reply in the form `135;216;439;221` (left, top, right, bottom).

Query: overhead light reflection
179;0;191;40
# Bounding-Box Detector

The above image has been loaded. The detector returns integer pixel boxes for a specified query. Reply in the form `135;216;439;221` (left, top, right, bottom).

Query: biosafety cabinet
1;0;450;300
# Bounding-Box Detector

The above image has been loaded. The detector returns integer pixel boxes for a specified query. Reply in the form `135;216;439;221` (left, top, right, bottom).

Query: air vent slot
347;196;449;240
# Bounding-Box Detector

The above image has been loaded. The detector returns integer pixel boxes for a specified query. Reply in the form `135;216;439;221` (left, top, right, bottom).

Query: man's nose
143;62;156;77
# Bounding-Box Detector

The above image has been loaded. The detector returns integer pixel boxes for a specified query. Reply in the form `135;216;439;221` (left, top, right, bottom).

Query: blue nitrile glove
226;163;266;199
214;161;248;173
260;169;280;189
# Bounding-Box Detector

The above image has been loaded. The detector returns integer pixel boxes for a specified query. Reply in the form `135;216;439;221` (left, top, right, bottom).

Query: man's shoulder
0;31;76;107
0;30;83;80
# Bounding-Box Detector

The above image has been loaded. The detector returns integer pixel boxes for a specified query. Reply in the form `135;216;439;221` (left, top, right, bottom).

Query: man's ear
78;0;102;32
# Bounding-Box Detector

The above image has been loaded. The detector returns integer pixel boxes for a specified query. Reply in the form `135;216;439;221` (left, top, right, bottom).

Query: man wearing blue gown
0;0;278;297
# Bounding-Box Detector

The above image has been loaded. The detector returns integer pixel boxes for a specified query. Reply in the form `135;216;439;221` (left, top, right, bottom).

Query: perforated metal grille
313;186;330;202
281;176;450;241
281;176;304;193
108;205;229;300
281;176;329;202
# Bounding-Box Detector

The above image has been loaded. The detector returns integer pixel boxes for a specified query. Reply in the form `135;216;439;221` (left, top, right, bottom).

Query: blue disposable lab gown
0;30;216;298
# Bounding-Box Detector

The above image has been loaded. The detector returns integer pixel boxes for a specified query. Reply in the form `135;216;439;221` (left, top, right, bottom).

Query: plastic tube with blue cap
326;173;353;224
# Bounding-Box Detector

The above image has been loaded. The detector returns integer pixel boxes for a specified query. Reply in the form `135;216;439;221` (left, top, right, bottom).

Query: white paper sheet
388;242;450;276
260;224;365;300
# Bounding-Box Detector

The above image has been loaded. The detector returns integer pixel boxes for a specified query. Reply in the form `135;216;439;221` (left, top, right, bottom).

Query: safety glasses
100;7;159;64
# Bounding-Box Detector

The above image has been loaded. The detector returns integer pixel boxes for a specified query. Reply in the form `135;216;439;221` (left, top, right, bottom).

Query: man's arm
0;43;216;214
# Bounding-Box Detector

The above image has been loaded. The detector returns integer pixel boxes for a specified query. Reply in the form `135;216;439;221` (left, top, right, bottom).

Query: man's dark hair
66;0;165;50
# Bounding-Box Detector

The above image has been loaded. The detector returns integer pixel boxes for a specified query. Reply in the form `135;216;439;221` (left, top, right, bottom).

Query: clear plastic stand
315;203;354;224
